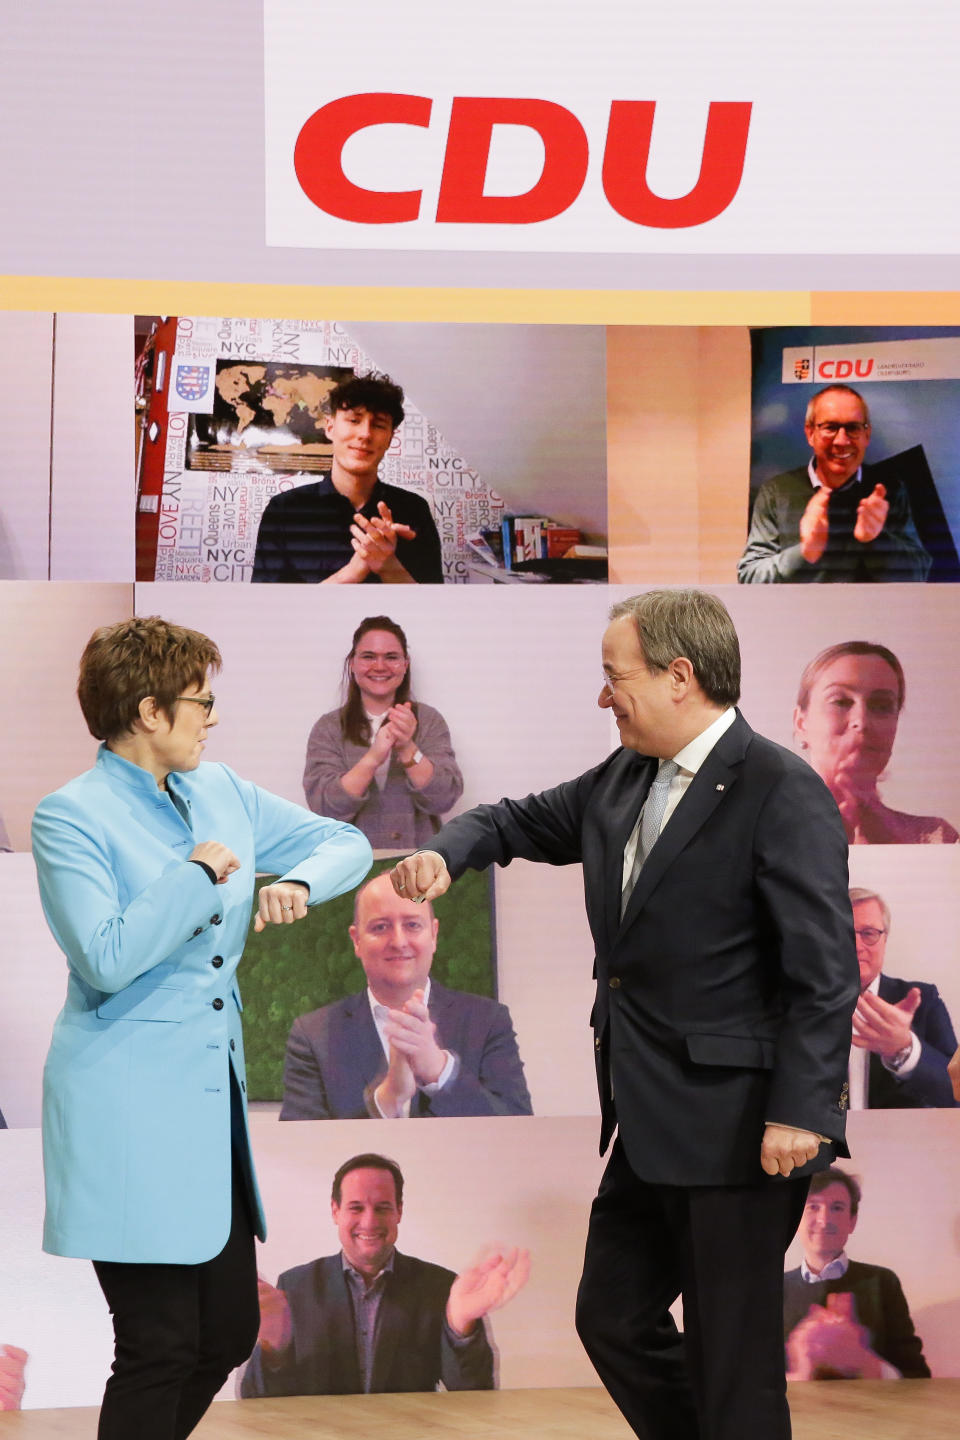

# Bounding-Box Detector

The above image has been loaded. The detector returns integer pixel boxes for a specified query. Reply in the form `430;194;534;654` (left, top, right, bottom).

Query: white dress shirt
808;458;863;491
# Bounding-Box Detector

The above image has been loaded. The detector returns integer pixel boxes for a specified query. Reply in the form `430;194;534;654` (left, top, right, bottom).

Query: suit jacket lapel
345;994;392;1094
319;1259;363;1391
603;754;656;945
369;1255;407;1391
412;984;452;1116
618;714;752;933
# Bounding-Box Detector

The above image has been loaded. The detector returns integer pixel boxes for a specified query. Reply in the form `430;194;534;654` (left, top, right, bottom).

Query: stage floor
1;1383;957;1438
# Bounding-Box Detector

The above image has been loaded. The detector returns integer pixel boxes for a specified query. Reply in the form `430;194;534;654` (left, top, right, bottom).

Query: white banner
781;337;960;385
264;0;960;255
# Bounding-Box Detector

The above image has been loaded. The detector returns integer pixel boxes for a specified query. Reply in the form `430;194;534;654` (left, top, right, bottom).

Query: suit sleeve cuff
421;1051;458;1095
881;1032;921;1076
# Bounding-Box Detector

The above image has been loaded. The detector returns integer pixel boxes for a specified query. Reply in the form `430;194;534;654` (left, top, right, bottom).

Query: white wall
348;322;608;540
0;313;54;580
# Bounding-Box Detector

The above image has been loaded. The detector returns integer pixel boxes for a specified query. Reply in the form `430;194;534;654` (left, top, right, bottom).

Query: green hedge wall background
240;860;496;1099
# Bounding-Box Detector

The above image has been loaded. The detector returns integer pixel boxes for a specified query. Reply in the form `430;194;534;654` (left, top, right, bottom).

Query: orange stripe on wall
0;275;811;326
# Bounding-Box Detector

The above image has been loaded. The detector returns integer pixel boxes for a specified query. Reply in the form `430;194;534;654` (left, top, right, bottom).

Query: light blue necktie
622;759;679;915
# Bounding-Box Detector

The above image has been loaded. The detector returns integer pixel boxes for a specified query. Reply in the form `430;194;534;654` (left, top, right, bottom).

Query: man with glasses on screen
848;886;958;1109
738;384;931;583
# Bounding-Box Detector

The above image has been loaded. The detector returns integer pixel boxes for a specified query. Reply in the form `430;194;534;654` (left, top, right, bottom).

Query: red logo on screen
817;359;875;379
293;94;753;228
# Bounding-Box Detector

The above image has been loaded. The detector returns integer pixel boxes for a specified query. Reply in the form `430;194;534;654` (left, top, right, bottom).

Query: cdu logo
175;365;211;402
293;95;753;230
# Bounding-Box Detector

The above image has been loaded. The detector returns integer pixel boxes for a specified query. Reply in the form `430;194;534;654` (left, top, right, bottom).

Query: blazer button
609;977;621;989
192;927;203;938
595;1035;601;1049
210;914;222;925
212;998;224;1011
211;955;224;969
230;1038;236;1051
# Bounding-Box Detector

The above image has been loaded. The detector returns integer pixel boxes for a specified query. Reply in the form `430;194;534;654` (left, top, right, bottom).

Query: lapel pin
715;783;725;792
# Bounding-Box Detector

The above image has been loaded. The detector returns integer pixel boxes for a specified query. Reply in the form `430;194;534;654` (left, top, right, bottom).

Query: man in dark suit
783;1167;930;1379
280;872;531;1119
239;1152;528;1397
391;590;859;1440
849;886;958;1108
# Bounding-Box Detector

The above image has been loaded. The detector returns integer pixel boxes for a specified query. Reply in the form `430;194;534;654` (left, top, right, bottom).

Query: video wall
1;304;959;1412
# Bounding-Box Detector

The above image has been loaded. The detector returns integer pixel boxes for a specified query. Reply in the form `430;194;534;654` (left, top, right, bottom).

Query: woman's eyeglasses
177;694;216;717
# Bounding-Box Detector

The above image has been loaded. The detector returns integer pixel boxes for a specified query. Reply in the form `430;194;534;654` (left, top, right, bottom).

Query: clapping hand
351;501;417;576
854;484;889;544
446;1248;531;1336
382;988;447;1086
374;1043;418;1117
256;1277;293;1355
852;987;920;1059
799;488;832;565
0;1346;27;1411
786;1293;882;1380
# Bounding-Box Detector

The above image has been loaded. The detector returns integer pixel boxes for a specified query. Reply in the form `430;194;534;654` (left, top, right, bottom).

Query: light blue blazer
32;746;372;1265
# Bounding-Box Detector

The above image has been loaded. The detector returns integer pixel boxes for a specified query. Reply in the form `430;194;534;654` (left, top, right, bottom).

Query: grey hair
848;886;891;932
804;384;871;428
608;590;740;707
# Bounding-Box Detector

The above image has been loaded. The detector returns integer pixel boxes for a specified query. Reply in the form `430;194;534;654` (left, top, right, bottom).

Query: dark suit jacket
429;712;859;1186
783;1260;931;1377
867;975;958;1109
239;1251;495;1396
280;980;533;1120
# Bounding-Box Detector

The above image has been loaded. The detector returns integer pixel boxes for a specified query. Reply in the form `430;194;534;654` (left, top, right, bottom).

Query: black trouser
575;1140;809;1440
92;1121;258;1438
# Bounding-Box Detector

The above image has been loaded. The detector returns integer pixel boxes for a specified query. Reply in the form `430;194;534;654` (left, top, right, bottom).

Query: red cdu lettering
819;361;836;378
435;98;589;223
854;359;874;377
602;100;753;229
294;92;432;223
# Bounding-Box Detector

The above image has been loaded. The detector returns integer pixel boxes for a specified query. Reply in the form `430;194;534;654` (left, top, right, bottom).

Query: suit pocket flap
685;1033;775;1069
97;982;184;1023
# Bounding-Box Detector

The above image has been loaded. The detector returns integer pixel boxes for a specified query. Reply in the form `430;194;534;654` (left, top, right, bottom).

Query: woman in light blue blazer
32;616;372;1440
